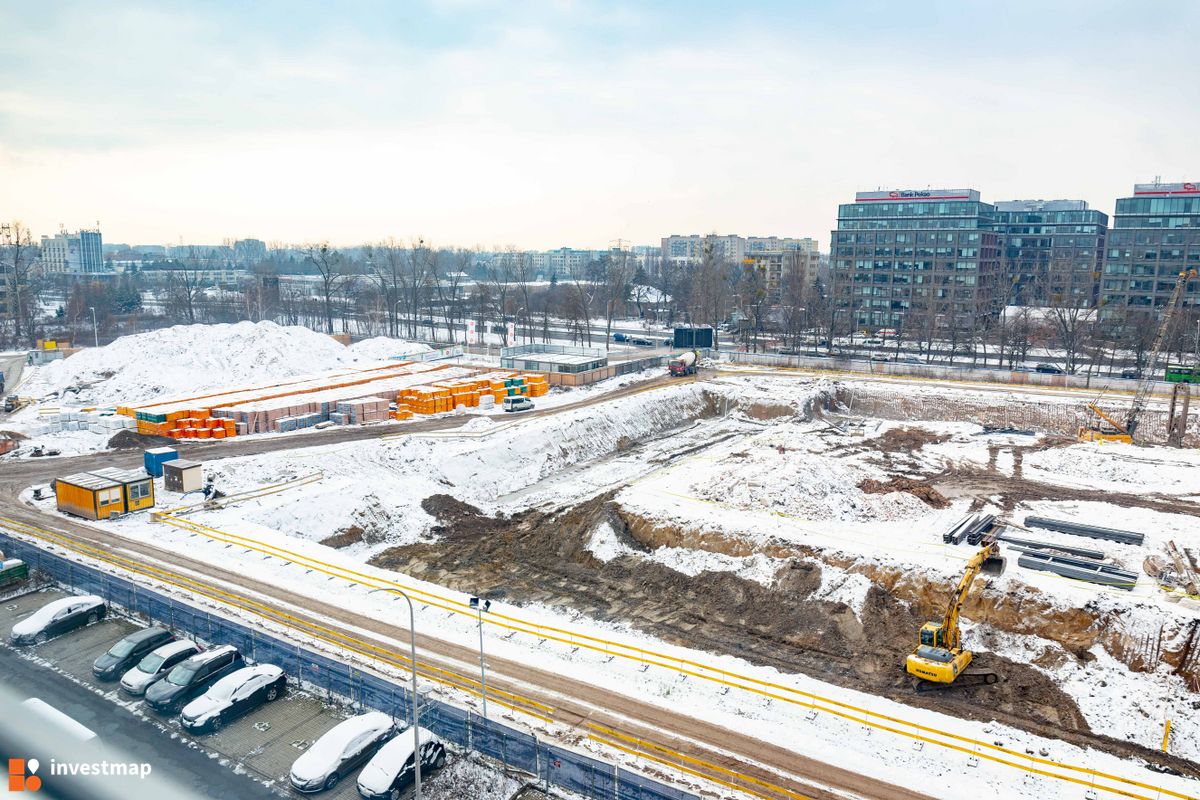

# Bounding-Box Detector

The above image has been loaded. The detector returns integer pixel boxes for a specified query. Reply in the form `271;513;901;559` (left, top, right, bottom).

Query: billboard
673;326;714;349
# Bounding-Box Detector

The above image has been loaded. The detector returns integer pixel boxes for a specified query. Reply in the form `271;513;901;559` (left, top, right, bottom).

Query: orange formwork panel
211;429;226;439
195;428;211;439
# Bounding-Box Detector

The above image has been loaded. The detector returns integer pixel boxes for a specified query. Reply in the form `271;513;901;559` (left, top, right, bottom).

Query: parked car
180;664;286;734
144;645;244;714
1120;368;1140;379
289;711;398;793
10;595;106;646
92;626;175;681
356;727;446;800
1034;363;1064;374
502;396;534;413
120;639;202;696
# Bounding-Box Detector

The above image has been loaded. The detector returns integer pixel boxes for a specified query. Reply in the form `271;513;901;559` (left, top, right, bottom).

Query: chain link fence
0;533;698;800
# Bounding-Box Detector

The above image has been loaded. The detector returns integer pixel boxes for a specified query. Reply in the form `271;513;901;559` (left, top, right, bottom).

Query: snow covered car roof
205;664;282;701
290;712;394;783
356;727;437;795
141;639;198;663
12;595;103;636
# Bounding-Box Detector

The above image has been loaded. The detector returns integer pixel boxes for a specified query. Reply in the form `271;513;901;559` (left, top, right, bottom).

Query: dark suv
144;645;244;714
93;626;175;681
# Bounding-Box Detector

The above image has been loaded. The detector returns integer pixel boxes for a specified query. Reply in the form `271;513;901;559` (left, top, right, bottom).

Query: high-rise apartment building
829;189;1003;332
1101;181;1200;316
993;199;1107;307
661;234;818;266
742;250;819;303
40;228;105;274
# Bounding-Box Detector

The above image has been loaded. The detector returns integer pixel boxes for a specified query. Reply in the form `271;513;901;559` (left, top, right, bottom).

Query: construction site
0;320;1198;800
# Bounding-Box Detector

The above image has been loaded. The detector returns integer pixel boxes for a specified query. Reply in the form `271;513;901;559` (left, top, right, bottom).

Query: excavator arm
940;543;1002;650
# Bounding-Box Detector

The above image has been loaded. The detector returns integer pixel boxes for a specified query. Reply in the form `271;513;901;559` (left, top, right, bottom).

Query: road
0;638;275;799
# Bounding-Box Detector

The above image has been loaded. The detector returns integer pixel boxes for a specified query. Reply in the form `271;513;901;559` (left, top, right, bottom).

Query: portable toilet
88;467;155;513
55;473;125;520
143;447;178;478
163;459;203;494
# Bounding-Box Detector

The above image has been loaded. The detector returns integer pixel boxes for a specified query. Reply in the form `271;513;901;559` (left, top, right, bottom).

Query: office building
993;200;1107;307
829;189;1003;332
1101;181;1200;316
40;229;105;274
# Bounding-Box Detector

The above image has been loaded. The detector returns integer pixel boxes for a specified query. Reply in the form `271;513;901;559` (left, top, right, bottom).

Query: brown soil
319;526;364;549
858;476;949;508
366;492;1200;776
861;427;950;453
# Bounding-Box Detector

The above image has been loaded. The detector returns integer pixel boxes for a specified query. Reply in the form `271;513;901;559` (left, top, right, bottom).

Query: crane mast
1126;268;1197;436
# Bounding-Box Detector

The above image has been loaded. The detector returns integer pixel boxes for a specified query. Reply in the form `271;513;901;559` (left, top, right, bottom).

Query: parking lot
0;587;473;799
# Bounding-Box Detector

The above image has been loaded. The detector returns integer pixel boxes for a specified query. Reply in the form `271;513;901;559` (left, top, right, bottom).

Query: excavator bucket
981;554;1006;577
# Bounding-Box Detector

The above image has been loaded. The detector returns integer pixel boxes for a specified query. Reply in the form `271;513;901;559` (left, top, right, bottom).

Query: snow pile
1023;444;1200;494
347;336;431;361
690;432;931;523
19;322;414;406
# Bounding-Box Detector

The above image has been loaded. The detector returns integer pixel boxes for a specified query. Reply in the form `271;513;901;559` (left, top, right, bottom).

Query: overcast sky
1;1;1197;250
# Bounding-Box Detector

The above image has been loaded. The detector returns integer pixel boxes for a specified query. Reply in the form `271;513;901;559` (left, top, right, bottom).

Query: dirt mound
863;427;949;453
106;429;176;450
858;476;949;508
319;526;364;549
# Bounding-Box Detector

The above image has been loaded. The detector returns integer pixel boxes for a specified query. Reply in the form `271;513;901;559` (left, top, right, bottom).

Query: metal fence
0;533;698;800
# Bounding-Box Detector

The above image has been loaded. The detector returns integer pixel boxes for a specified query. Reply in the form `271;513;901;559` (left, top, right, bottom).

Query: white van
502;396;534;413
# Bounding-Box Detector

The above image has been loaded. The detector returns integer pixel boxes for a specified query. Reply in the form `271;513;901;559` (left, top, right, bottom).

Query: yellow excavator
1080;267;1198;444
906;543;1006;689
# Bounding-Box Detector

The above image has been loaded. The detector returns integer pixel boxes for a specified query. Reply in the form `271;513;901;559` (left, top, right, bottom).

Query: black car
1034;363;1065;374
144;645;244;714
180;664;286;734
1120;368;1140;379
356;727;446;799
630;337;653;346
10;595;106;646
93;627;175;681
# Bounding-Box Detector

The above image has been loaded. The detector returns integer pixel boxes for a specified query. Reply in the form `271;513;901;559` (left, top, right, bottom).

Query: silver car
289;711;397;792
120;639;201;696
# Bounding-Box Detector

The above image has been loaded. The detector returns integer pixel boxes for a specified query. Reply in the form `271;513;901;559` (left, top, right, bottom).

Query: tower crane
906;543;1006;688
1080;268;1198;444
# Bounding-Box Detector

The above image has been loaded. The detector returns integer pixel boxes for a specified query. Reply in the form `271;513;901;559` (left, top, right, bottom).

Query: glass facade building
1101;182;1200;316
993;200;1107;308
829;189;1003;332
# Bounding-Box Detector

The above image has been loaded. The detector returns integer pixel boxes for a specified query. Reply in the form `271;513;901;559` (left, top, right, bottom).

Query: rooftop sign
855;189;980;202
1133;182;1199;196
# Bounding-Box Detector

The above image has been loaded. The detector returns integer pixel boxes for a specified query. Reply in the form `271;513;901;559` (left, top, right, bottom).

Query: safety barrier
0;530;699;800
142;511;1199;800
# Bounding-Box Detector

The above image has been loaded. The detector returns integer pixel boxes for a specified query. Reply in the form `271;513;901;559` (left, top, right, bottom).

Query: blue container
143;447;178;478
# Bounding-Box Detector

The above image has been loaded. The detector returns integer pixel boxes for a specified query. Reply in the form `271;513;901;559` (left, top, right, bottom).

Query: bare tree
163;246;216;325
366;238;406;336
1;221;44;346
1039;268;1096;374
303;242;347;334
602;250;633;348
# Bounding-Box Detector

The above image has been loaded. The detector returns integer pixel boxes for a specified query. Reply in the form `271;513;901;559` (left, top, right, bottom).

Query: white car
357;727;446;800
10;595;106;645
289;711;397;793
120;639;201;696
180;664;286;734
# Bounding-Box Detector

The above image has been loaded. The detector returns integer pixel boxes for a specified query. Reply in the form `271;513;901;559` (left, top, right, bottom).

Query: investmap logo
8;758;42;792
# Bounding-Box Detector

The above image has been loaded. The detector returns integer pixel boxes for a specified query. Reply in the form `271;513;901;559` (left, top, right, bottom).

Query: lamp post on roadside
469;596;490;720
88;306;98;348
382;587;424;799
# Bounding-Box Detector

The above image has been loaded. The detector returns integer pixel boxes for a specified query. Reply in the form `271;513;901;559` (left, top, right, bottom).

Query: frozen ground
15;373;1200;800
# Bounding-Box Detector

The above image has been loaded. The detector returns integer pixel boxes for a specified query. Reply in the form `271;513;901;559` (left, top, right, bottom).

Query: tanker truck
668;350;698;377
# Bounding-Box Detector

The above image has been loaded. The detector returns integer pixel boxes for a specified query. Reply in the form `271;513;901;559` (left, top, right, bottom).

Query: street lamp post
469;597;490;720
88;306;98;348
392;589;424;799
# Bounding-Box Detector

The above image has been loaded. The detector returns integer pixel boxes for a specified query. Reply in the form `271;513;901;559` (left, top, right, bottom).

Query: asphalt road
0;637;276;799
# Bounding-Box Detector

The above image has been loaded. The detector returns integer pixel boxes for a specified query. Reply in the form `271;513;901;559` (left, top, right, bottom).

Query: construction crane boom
1126;268;1197;436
